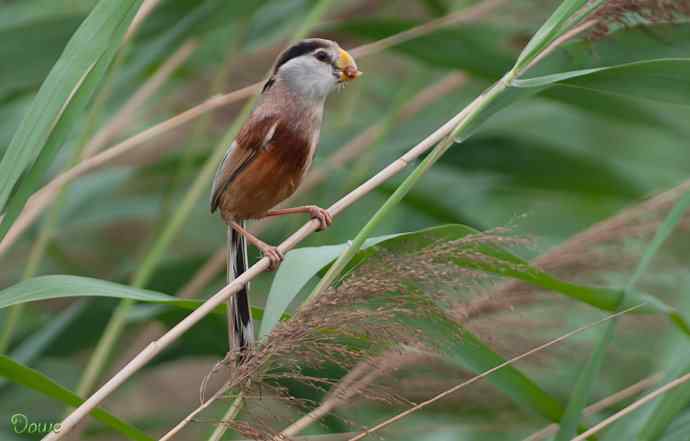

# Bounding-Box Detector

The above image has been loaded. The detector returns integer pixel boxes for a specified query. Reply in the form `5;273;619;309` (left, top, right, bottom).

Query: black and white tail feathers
227;222;254;362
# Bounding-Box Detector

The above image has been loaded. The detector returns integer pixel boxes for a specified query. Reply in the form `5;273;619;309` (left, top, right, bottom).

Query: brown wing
210;114;279;213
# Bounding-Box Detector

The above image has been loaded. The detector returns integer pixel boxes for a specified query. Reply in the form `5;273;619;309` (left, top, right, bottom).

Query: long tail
227;222;254;361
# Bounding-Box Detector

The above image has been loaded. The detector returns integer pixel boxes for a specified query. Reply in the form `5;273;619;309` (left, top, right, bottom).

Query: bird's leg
230;221;283;270
263;205;333;231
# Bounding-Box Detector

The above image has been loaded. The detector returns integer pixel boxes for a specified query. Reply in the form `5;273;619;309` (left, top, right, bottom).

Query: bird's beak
336;49;361;82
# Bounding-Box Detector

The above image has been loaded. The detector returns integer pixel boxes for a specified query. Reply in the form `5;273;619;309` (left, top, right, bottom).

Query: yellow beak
336;49;362;82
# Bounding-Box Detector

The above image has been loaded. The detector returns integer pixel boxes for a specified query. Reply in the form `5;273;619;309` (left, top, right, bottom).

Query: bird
210;38;361;358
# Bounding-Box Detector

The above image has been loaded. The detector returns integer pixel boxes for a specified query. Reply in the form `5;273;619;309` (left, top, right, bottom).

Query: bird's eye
314;51;330;63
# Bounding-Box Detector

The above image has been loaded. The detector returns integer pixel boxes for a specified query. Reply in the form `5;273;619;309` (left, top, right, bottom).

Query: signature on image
10;413;62;435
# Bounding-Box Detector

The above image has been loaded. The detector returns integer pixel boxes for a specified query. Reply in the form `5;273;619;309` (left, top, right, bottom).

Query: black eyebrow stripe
273;40;330;73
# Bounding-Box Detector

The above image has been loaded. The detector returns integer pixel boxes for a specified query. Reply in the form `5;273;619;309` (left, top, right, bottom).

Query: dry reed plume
199;228;535;439
589;0;690;37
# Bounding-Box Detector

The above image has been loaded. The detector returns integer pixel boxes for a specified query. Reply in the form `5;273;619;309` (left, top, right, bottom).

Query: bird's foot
306;205;333;231
259;244;284;271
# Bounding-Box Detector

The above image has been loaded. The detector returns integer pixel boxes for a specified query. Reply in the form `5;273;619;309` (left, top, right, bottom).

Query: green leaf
515;59;690;106
378;182;481;226
0;301;87;389
639;360;690;441
528;23;690;78
542;86;681;135
626;190;690;291
512;24;690;106
567;58;690;106
0;16;83;99
113;0;243;93
442;135;642;198
0;355;154;440
658;408;690;441
418;0;448;16
0;49;112;239
260;243;350;338
272;225;689;339
0;0;143;229
0;274;272;320
513;0;602;72
0;275;184;308
555;321;615;440
0;275;277;366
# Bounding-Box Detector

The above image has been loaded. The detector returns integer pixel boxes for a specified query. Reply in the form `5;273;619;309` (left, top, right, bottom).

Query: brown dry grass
590;0;690;37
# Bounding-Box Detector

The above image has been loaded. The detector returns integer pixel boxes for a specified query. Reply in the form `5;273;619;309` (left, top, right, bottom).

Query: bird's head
265;38;361;100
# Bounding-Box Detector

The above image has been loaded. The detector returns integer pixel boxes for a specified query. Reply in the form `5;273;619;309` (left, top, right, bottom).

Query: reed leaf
0;0;143;232
0;355;153;441
0;274;268;319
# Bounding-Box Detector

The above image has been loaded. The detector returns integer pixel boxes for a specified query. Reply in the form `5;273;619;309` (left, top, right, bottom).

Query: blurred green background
1;0;690;440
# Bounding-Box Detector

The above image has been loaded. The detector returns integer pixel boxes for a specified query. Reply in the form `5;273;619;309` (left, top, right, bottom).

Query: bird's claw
307;206;333;231
261;246;284;271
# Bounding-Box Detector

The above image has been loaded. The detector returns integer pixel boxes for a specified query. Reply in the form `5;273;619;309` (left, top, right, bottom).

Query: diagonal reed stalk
349;0;504;58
